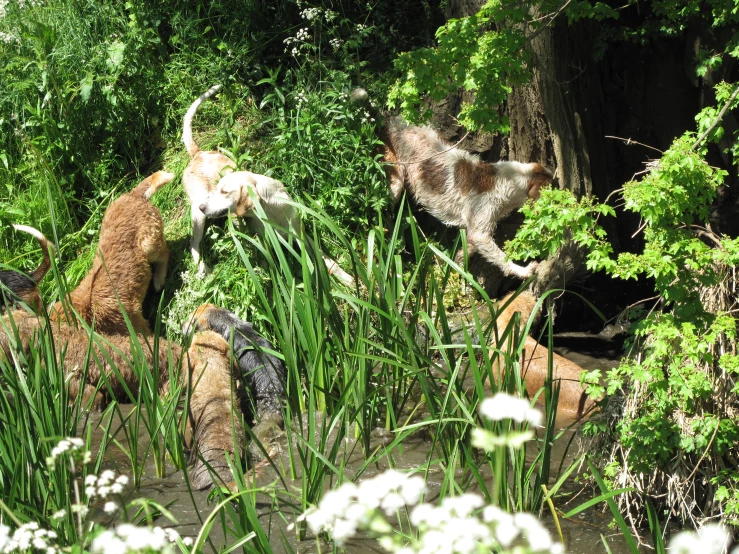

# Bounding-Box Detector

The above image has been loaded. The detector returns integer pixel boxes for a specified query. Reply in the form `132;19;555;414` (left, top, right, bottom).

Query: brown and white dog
200;171;355;286
50;171;173;335
181;85;235;273
0;225;55;314
182;86;353;285
381;116;553;279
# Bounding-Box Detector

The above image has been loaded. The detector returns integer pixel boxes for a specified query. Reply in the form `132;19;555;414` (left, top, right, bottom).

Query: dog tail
322;255;355;288
131;171;176;200
12;224;56;284
183;84;222;157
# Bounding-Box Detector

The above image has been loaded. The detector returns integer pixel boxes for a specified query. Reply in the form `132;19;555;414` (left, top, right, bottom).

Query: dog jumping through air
366;95;553;279
50;171;173;335
0;225;55;314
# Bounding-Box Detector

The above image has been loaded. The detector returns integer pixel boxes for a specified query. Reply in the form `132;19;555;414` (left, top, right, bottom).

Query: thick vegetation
1;0;739;552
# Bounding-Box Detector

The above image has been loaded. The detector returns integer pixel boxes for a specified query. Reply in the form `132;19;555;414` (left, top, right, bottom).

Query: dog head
526;163;554;201
182;302;219;337
199;172;255;218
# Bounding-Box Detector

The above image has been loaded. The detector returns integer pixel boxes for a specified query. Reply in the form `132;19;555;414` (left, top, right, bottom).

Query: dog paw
522;261;539;278
196;261;211;278
153;273;166;291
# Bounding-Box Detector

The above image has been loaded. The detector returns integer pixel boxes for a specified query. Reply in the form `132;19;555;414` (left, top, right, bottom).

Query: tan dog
50;171;173;335
181;85;235;273
0;225;55;314
492;291;598;417
185;329;245;489
382;117;553;279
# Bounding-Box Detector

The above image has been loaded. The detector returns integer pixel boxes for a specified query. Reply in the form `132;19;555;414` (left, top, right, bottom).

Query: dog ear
527;163;553;200
234;185;255;217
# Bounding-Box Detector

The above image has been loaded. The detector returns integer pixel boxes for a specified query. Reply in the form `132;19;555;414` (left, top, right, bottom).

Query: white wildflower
51;510;66;521
670;523;730;554
329;38;342;50
411;503;446;528
482;505;517;546
441;493;484;518
71;503;89;518
514;512;553;551
91;530;126;554
103;501;118;514
296;27;310;41
300;7;321;20
479;393;543;426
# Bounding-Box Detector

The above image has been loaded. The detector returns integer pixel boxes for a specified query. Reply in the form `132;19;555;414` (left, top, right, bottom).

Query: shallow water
85;333;635;553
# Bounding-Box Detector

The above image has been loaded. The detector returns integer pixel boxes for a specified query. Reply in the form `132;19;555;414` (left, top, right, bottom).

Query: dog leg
147;239;169;292
388;170;405;204
467;231;538;279
190;210;208;274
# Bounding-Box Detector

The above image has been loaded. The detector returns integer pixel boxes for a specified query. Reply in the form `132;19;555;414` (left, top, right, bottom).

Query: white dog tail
322;255;355;288
12;224;56;284
182;84;222;157
131;170;175;200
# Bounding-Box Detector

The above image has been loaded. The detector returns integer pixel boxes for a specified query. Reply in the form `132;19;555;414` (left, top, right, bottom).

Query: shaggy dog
200;171;355;286
492;291;598;417
0;310;246;488
381;117;553;279
0;225;54;314
50;171;173;335
181;84;235;272
184;303;287;421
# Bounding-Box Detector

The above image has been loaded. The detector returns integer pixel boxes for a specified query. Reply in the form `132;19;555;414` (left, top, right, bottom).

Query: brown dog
492;291;598;417
0;310;245;489
185;329;245;489
51;171;173;335
381;117;553;279
0;225;55;314
0;309;181;408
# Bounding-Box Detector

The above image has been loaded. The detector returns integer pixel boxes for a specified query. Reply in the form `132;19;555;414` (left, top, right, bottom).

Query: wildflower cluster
296;2;337;23
85;470;129;499
479;393;543;426
297;395;564;554
0;31;17;44
46;437;91;469
668;523;738;554
90;524;193;554
0;523;60;554
299;470;426;546
298;468;563;554
398;498;562;554
472;393;543;451
295;91;308;106
283;27;311;56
